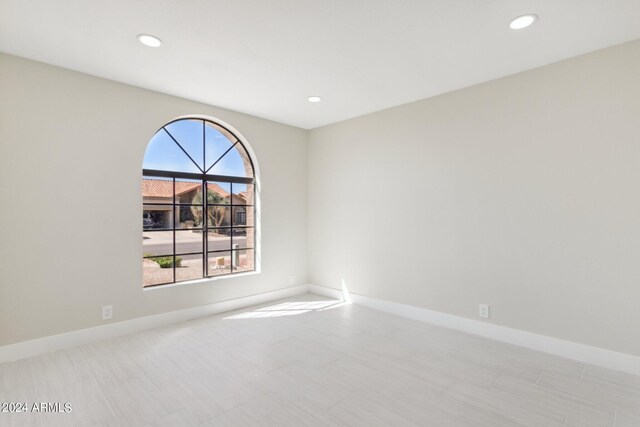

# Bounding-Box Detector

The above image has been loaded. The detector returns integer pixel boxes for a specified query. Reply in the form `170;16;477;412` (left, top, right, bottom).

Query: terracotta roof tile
142;179;230;199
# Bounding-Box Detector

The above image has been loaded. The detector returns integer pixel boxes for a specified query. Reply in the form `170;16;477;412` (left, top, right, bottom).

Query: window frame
142;118;256;288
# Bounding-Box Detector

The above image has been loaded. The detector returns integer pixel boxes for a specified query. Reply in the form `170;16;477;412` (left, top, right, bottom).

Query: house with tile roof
142;178;249;229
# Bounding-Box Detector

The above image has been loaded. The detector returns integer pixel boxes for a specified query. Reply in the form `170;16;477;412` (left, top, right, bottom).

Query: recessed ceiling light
308;96;322;103
137;34;162;47
510;14;537;30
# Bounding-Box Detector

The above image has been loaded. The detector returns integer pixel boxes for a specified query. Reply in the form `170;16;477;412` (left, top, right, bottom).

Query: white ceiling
1;1;640;129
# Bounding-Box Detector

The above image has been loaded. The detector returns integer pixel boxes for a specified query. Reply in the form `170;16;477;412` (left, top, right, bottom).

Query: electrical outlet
479;304;490;319
289;275;295;285
102;305;113;320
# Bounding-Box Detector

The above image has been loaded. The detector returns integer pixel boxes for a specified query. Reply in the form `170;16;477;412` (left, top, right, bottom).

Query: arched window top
143;118;254;179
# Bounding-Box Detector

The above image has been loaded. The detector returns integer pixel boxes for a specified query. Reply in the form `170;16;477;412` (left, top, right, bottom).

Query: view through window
142;118;256;287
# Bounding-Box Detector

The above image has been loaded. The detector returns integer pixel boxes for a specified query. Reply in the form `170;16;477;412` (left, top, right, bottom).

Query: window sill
142;270;260;291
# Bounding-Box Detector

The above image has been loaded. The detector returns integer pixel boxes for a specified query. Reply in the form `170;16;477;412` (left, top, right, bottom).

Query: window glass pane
143;205;173;230
246;227;255;250
207;206;231;228
206;182;231;204
143;259;174;287
174;179;203;227
176;230;204;255
231;182;254;205
233;249;255;273
205;122;235;172
233;206;254;227
175;253;203;282
235;142;254;176
207;251;231;277
142;176;173;204
143;231;173;257
209;142;252;177
231;228;251;249
177;206;202;229
164;119;204;171
175;179;202;205
207;229;231;252
142;129;200;173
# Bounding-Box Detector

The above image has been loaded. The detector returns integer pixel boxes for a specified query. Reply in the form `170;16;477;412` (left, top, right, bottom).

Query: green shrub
151;256;182;268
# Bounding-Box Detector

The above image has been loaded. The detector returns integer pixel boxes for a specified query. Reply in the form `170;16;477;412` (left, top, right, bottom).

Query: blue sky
143;119;249;180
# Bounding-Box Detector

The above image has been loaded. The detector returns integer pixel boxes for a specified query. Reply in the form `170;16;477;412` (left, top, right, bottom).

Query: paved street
143;230;248;258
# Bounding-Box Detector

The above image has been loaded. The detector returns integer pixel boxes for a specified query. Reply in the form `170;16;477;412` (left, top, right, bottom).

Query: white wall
3;39;640;358
308;40;640;357
0;53;308;346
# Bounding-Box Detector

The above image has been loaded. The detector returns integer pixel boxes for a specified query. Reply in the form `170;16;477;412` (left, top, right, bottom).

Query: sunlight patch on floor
224;299;344;319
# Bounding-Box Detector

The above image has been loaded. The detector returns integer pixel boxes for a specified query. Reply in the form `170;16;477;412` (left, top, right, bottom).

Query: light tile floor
1;294;639;426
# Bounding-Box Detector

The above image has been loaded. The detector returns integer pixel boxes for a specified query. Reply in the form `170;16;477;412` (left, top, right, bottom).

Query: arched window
142;118;256;287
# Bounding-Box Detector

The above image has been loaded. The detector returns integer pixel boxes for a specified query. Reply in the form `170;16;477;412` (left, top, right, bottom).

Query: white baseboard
0;285;309;364
308;284;640;377
4;283;639;377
